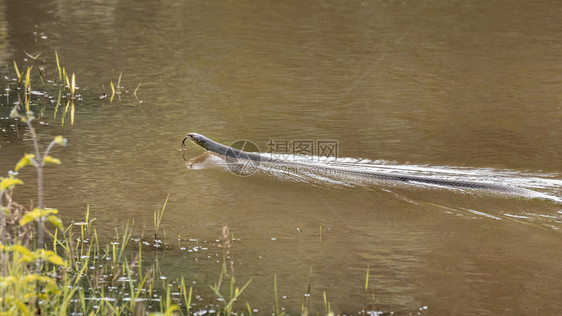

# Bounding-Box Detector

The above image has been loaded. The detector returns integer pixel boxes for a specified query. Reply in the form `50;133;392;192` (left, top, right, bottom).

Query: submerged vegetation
1;52;384;315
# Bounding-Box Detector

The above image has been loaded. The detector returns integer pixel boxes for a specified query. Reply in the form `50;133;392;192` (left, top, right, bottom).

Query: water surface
1;0;561;314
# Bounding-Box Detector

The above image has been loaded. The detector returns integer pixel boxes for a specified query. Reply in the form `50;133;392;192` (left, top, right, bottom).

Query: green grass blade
110;80;115;103
55;51;62;82
13;60;21;81
365;265;370;291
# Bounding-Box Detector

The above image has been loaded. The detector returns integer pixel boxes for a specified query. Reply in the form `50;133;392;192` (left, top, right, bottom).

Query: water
1;0;561;314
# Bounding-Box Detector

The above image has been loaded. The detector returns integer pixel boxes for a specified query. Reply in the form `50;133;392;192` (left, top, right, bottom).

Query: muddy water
1;0;562;314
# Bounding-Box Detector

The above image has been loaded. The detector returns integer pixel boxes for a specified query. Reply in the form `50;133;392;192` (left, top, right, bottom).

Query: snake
182;132;561;203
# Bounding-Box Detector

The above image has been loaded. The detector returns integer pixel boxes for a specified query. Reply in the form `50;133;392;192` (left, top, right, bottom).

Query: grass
208;226;253;315
2;166;248;314
154;194;169;242
10;52;77;126
109;71;141;103
5;52;141;131
274;274;284;316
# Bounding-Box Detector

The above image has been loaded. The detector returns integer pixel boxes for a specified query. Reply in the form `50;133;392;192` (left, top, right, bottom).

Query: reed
24;52;46;85
55;51;62;83
273;273;285;316
154;194;169;241
6;52;79;127
106;72;141;104
209;226;252;315
134;83;142;102
365;265;370;291
110;80;115;103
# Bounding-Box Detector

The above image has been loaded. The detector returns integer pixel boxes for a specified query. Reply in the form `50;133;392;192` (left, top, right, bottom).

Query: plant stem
0;191;6;277
25;118;45;248
25;119;43;208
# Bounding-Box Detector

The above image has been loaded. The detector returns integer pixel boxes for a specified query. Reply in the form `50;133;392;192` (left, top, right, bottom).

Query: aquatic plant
154;194;169;242
273;274;284;316
7;52;77;127
13;116;66;249
209;226;252;315
107;71;142;104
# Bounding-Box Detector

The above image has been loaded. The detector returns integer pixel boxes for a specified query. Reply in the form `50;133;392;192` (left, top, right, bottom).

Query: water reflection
0;1;8;66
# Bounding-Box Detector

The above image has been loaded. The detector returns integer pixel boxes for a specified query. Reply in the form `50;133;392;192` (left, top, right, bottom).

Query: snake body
183;133;561;202
185;133;264;161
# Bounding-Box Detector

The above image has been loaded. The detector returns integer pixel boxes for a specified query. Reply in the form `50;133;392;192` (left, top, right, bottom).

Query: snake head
182;133;202;164
183;133;210;151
